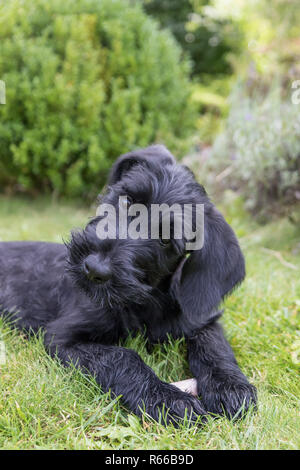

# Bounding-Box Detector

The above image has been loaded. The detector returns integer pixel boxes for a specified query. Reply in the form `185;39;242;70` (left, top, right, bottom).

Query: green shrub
143;0;242;78
0;0;195;197
210;85;300;216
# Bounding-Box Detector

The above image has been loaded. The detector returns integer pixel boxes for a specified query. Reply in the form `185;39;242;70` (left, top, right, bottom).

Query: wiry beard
65;230;157;311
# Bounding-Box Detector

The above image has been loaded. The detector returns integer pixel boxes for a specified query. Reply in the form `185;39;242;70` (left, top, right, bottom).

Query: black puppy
0;145;256;425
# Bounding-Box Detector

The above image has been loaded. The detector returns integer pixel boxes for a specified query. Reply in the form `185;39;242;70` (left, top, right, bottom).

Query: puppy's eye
160;238;171;247
120;196;133;209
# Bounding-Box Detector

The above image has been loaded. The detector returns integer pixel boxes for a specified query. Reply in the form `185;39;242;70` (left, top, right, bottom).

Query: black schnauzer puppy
0;145;256;425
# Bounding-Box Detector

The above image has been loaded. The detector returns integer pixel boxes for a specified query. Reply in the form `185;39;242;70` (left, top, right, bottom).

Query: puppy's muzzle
83;254;112;284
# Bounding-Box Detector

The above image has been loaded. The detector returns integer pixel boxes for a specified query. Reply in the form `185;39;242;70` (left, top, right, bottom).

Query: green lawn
0;194;299;450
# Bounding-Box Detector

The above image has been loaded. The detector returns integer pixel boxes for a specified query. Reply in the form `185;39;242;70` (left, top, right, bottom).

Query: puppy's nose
83;255;112;283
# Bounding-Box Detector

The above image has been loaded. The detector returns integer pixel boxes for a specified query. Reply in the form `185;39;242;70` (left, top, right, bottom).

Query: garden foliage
0;0;195;196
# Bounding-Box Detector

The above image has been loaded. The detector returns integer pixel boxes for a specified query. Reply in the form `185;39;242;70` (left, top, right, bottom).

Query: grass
0;194;299;450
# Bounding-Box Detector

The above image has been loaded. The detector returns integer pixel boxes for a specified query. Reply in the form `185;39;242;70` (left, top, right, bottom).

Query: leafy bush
0;0;195;197
143;0;242;78
210;85;300;216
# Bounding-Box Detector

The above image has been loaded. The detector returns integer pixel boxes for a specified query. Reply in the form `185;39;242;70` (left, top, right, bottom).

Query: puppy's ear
176;203;245;329
108;145;175;185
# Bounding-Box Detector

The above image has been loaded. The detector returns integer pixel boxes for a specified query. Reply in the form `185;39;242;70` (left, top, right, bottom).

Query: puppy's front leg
44;337;206;426
187;322;257;418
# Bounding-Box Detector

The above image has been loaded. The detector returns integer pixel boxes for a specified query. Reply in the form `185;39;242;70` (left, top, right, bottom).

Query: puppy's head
67;145;245;325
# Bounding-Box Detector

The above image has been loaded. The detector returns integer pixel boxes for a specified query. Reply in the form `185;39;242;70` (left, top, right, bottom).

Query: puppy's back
0;242;67;331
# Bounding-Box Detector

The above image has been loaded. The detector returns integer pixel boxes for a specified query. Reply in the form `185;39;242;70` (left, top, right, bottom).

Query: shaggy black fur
0;145;256;425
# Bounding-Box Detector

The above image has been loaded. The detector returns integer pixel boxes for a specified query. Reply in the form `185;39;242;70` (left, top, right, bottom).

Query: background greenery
143;0;242;77
184;0;300;216
0;0;299;451
1;0;300;213
0;0;195;197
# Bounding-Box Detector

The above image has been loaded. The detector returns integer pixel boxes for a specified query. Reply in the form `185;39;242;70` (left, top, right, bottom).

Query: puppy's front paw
199;377;257;419
139;382;207;426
